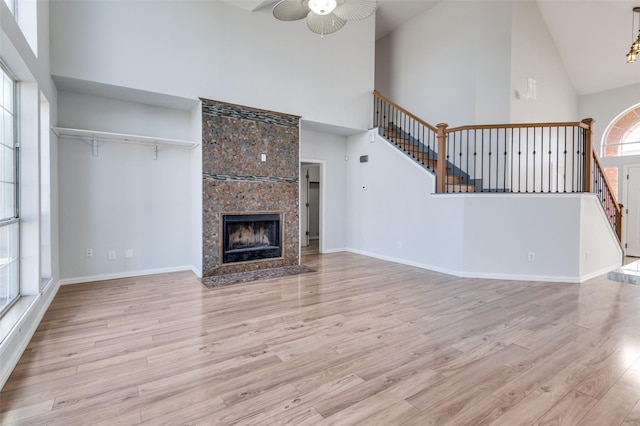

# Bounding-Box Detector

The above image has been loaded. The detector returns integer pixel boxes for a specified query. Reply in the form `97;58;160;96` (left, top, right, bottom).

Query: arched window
603;105;640;157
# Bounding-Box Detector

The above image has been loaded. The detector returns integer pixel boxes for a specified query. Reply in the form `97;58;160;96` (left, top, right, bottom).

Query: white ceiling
537;0;640;96
226;0;640;97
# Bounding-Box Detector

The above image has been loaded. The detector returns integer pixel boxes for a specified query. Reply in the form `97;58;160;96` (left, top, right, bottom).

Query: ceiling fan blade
333;0;377;21
273;0;309;21
306;11;346;35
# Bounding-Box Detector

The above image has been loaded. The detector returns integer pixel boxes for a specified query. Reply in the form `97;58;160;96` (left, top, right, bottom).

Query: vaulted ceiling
225;0;640;97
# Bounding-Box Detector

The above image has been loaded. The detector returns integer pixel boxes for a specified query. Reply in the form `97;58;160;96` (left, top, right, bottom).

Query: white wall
58;140;192;282
510;1;578;123
57;91;194;141
300;129;348;253
346;132;621;282
375;1;512;127
580;83;640;154
346;131;465;274
461;194;577;281
580;195;623;280
50;0;375;131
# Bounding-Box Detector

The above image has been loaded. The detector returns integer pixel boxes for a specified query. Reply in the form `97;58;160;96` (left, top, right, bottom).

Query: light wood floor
2;253;640;425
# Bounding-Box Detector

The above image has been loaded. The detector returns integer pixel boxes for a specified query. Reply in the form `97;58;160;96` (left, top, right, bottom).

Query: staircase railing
373;90;623;241
592;148;624;240
373;90;438;173
437;120;590;194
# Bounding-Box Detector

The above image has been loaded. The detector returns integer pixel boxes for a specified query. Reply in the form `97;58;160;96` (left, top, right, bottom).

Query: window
4;0;15;15
603;105;640;158
0;63;18;316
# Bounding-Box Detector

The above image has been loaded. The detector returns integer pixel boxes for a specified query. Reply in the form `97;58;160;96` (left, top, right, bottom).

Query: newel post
436;123;448;193
617;203;624;242
582;118;595;193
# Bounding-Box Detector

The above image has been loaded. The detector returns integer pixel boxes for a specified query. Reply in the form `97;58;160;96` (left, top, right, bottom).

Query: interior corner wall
50;0;375;131
190;102;203;277
374;1;511;127
300;129;348;252
510;1;578;123
58;139;192;281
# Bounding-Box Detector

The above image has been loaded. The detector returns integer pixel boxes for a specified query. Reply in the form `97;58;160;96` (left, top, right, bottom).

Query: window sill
0;295;38;346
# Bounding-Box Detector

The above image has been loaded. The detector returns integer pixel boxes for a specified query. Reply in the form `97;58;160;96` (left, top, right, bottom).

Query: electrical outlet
108;250;116;260
528;252;535;262
125;249;134;258
85;248;93;258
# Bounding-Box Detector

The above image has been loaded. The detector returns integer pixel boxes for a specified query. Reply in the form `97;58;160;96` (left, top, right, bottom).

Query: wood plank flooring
2;252;640;425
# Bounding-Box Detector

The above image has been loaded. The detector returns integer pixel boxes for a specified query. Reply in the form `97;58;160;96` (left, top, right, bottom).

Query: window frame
603;105;640;158
0;61;20;318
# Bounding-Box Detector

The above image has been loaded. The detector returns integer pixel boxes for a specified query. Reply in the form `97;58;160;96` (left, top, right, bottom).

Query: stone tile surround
201;98;301;276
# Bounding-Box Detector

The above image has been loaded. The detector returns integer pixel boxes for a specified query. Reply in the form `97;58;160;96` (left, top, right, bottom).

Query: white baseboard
320;247;347;254
579;263;622;283
346;248;581;283
191;266;203;279
59;265;195;285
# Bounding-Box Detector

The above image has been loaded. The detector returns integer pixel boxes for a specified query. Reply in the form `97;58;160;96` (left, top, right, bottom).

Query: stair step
446;175;463;185
383;128;471;191
446;184;476;193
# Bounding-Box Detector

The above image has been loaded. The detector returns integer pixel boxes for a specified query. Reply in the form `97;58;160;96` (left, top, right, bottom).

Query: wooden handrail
591;147;622;216
592;147;623;241
446;121;591;133
373;90;438;132
373;89;623;240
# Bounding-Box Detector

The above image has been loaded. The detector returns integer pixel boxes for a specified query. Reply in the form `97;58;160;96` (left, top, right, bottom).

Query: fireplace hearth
222;213;282;264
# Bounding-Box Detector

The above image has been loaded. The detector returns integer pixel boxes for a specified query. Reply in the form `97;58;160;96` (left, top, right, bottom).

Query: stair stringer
378;125;482;190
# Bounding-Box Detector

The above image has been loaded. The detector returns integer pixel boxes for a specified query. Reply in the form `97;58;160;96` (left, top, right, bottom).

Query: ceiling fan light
628;49;637;63
309;0;336;16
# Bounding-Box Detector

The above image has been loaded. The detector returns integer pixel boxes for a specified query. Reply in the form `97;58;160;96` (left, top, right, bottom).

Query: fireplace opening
222;213;282;264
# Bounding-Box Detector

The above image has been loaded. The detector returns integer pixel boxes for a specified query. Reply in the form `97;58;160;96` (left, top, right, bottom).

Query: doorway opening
301;162;322;255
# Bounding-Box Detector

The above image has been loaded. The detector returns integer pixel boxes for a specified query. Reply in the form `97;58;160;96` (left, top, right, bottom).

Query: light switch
261;154;266;162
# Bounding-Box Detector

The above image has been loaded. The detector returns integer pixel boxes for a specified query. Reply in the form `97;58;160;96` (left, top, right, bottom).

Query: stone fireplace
201;98;300;277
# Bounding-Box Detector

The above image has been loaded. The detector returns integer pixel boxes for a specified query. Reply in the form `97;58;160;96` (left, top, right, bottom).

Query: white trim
300;158;326;254
59;265;194;285
53;127;198;150
346;248;581;283
321;247;347;254
579;264;621;283
1;279;60;389
190;266;203;279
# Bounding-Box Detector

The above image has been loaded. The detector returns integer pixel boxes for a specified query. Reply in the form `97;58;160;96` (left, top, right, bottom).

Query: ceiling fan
272;0;378;37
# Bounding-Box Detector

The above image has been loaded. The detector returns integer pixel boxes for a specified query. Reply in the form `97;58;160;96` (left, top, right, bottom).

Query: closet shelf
52;127;198;149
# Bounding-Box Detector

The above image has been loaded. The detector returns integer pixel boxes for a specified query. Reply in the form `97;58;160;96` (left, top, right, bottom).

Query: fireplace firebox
222;213;282;264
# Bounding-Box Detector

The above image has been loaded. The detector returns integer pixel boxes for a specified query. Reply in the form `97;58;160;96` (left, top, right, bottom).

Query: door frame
623;164;640;256
300;159;325;254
